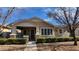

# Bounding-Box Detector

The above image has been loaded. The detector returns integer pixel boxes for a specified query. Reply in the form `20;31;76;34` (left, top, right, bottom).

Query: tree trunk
73;31;77;46
70;30;77;46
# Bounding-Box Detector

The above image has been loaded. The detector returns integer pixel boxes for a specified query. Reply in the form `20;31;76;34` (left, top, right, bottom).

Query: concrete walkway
24;41;37;51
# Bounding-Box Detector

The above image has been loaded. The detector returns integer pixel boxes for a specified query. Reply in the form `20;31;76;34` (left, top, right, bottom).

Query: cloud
44;8;52;12
42;8;54;13
44;18;52;22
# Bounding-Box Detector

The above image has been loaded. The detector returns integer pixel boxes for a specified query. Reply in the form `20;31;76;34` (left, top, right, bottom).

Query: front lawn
0;45;26;51
36;41;79;51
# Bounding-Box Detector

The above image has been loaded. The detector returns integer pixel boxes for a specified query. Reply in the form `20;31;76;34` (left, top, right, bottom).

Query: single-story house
9;17;79;41
10;17;61;41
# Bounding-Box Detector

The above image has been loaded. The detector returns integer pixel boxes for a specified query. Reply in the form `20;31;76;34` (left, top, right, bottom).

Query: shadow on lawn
36;43;77;51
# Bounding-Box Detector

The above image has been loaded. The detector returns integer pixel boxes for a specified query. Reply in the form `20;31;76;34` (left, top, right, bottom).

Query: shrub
0;38;27;45
45;38;56;43
6;38;27;44
0;39;6;44
36;37;73;43
13;39;26;44
36;38;55;43
55;37;73;42
36;39;46;43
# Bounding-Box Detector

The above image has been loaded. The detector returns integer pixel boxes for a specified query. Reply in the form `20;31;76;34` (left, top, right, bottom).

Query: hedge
0;39;6;44
0;38;27;45
36;37;75;43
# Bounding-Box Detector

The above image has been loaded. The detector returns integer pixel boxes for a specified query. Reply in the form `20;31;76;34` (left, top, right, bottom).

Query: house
56;24;79;37
0;25;11;38
10;17;61;41
0;25;11;33
9;17;79;41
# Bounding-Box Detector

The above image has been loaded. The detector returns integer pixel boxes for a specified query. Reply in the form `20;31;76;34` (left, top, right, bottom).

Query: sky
0;7;57;26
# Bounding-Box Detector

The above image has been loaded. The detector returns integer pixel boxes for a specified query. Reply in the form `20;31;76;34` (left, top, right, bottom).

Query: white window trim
40;27;53;35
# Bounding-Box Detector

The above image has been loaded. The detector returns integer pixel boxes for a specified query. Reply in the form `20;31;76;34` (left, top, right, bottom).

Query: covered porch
17;26;36;41
10;26;40;41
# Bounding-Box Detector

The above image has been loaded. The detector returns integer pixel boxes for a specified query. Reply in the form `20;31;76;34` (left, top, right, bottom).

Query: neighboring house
10;17;61;41
57;26;79;37
0;26;11;33
55;26;70;37
0;25;11;38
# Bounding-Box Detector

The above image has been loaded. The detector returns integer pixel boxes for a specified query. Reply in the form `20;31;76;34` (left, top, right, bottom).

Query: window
59;29;62;33
48;29;52;35
41;28;52;35
41;29;43;35
45;29;47;35
24;30;26;35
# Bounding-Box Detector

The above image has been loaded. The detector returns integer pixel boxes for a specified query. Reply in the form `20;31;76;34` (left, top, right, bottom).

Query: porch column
10;26;17;38
36;27;40;35
36;27;40;40
57;29;61;37
53;29;55;37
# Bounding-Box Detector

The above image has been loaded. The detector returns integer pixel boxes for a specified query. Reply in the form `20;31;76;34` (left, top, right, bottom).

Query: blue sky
0;7;57;25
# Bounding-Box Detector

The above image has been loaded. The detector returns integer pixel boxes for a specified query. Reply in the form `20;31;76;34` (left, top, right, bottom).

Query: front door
23;27;36;41
29;29;36;41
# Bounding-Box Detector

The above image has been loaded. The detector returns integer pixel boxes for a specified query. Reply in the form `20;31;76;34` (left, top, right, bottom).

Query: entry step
27;41;36;44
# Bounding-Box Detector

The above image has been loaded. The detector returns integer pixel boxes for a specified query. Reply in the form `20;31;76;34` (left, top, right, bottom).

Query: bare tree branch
47;7;79;45
0;7;15;34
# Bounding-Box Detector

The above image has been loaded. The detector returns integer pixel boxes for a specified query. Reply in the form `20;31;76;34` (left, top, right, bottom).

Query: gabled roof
9;17;55;27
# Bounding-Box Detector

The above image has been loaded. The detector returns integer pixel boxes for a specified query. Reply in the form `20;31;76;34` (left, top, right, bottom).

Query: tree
47;7;79;45
0;7;15;34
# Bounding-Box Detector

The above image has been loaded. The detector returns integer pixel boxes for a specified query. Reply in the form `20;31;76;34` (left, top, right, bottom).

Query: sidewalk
24;41;37;51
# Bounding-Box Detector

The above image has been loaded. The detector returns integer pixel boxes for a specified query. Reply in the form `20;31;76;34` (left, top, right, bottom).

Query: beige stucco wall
11;18;58;38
